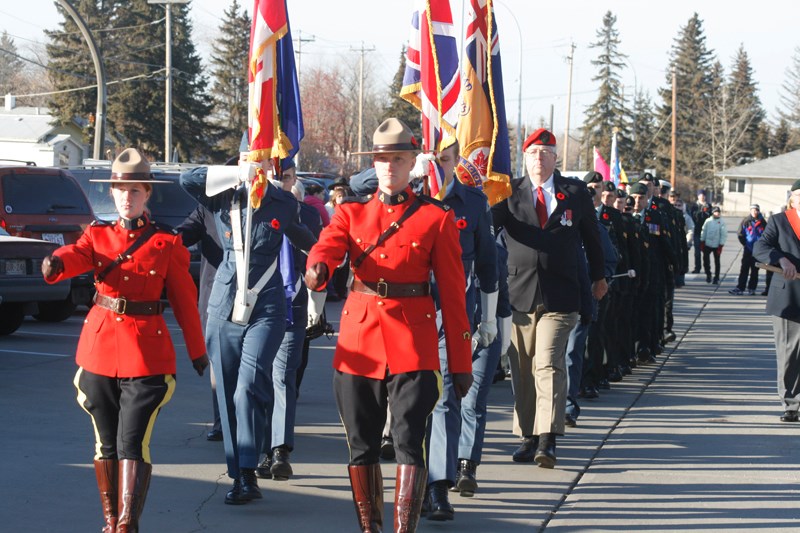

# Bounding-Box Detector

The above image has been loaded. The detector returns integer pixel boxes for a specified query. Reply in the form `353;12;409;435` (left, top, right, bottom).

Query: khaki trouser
508;308;577;437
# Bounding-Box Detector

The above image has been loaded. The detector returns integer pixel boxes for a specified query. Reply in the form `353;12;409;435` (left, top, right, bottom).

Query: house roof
0;108;55;142
716;149;800;180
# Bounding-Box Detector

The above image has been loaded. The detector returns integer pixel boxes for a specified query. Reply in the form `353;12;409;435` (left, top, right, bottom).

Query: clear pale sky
5;0;799;138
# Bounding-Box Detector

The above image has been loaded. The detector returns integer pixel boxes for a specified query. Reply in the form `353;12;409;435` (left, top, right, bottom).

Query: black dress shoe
654;344;664;355
780;410;799;422
620;364;632;376
270;448;293;480
607;367;623;383
255;454;272;479
225;479;249;505
427;481;454;521
380;436;396;461
663;331;676;343
579;385;599;399
628;357;638;369
206;428;223;441
598;378;611;390
692;268;701;274
706;274;712;283
240;468;262;500
454;459;478;497
534;433;557;469
564;414;577;427
512;436;538;462
712;278;719;285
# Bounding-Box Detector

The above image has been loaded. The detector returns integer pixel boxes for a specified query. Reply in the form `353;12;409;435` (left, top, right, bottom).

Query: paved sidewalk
2;232;799;532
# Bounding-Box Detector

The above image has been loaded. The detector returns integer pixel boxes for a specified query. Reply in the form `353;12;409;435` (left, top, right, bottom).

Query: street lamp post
148;0;188;162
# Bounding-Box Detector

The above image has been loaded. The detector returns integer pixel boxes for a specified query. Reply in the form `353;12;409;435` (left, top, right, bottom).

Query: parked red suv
0;164;96;320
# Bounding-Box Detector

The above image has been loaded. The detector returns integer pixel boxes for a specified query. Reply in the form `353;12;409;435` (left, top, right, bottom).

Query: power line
12;71;162;99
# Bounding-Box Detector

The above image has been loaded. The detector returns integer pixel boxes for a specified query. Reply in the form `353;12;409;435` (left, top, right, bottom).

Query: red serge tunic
307;188;472;379
44;218;206;378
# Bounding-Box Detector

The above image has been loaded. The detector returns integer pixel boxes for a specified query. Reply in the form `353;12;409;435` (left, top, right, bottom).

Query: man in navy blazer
753;180;800;423
491;128;607;468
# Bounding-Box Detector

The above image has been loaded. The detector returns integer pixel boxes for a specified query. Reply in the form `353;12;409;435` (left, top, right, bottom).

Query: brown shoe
93;459;117;533
348;464;384;532
394;464;427;532
116;459;152;533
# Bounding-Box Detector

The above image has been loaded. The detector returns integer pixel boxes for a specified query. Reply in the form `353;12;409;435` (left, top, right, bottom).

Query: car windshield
2;173;93;215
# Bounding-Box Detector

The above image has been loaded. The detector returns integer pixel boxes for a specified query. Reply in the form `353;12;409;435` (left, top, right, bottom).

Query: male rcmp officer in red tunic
42;148;208;532
305;118;473;533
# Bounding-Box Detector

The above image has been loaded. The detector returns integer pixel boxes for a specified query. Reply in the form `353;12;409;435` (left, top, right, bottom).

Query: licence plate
42;233;65;245
5;259;25;275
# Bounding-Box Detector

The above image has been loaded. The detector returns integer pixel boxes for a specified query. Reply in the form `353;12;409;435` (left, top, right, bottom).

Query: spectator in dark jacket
730;204;767;295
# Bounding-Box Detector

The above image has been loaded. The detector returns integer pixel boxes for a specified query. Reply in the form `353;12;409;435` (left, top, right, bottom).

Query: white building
717;149;800;216
0;95;88;167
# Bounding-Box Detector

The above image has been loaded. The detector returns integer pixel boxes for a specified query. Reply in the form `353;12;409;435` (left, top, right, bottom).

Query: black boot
426;481;454;521
270;447;293;480
534;433;557;469
454;459;478;497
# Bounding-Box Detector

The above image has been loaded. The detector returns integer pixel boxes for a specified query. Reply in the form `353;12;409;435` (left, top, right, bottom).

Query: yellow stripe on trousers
141;374;176;464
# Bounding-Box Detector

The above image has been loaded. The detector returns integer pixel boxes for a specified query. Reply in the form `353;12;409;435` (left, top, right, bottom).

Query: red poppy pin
645;216;651;222
556;192;566;201
456;218;468;230
602;212;609;220
271;219;281;230
153;239;166;250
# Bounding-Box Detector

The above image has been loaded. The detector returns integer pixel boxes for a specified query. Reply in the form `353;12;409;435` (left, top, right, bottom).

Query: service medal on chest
560;209;573;227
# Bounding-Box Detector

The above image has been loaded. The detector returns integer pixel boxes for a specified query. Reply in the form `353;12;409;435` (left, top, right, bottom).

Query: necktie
535;186;548;228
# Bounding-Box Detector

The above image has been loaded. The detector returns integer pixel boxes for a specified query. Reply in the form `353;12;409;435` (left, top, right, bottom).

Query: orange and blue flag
400;0;461;200
455;0;511;206
246;0;303;208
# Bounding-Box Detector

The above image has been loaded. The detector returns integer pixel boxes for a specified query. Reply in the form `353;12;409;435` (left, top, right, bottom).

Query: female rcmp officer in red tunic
42;148;208;533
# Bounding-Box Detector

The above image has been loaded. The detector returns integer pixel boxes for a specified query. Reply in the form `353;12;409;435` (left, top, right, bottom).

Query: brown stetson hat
90;148;171;183
352;117;420;155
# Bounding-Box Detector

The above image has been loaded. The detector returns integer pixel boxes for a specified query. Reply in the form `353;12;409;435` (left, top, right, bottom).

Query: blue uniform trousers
207;296;286;479
565;321;590;419
458;330;502;463
263;286;307;452
427;284;476;485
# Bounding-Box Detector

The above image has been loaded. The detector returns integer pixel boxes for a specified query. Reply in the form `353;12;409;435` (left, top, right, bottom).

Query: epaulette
418;195;451;211
152;221;179;235
340;194;371;204
90;219;111;227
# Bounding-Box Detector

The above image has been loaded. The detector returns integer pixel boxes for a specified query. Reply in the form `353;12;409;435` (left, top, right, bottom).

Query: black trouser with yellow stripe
74;368;175;463
334;370;440;466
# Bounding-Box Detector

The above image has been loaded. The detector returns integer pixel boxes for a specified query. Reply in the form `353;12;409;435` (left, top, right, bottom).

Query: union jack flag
400;0;460;200
246;0;303;208
455;0;511;206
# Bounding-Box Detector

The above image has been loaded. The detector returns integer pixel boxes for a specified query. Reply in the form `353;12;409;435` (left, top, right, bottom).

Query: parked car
297;171;339;202
0;235;71;335
69;164;202;285
0;165;96;320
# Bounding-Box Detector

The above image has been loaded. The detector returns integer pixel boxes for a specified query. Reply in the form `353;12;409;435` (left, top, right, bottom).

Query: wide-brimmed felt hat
327;176;350;191
352;118;420;155
90;148;171;184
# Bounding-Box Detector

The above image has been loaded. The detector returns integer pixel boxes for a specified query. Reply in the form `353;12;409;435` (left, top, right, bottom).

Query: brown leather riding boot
116;459;152;533
348;464;384;533
93;459;118;533
393;464;427;533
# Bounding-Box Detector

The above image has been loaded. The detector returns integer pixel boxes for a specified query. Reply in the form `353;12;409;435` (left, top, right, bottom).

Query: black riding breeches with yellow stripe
74;368;175;463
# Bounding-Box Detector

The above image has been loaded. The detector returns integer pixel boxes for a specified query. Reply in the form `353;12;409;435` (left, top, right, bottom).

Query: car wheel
34;297;77;322
0;303;24;335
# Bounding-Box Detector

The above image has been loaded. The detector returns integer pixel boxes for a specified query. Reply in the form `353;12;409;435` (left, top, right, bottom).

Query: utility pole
350;41;375;161
293;29;315;169
671;66;677;189
562;42;575;168
148;0;188;162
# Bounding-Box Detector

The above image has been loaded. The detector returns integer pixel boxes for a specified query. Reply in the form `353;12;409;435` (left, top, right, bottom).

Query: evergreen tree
382;46;421;141
779;46;800;147
209;0;250;160
627;89;657;172
654;13;716;185
770;117;794;155
581;11;631;165
727;45;766;160
0;31;24;97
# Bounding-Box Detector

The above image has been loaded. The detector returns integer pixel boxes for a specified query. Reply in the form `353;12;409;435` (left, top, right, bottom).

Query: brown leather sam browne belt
93;293;165;315
352;279;430;298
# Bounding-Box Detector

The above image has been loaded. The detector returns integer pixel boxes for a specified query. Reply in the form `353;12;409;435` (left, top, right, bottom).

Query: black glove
42;254;64;278
192;354;209;376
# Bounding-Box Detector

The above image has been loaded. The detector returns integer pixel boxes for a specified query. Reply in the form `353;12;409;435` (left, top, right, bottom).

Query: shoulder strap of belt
231;191;278;296
95;225;157;284
352;197;423;270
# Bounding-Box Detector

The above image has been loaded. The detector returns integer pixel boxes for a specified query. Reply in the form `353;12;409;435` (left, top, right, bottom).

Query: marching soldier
614;189;643;370
304;118;473;533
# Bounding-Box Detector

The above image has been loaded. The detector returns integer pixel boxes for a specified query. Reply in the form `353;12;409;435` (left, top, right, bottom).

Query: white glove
499;315;512;356
627;269;636;278
475;290;499;347
307;287;326;326
410;152;436;180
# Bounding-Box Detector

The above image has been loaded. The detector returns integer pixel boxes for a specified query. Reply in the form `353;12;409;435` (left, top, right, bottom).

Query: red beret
523;128;556;151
